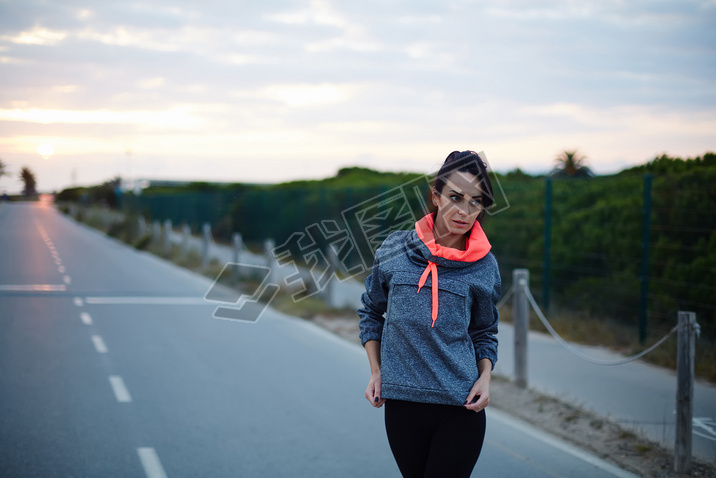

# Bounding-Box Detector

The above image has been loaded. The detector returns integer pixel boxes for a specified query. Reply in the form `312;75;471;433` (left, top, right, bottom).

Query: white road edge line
108;375;132;403
489;408;639;478
137;448;168;478
80;312;93;325
91;335;108;353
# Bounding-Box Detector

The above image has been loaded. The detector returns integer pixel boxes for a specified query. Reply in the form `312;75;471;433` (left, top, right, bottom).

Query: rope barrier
496;285;514;310
520;284;678;366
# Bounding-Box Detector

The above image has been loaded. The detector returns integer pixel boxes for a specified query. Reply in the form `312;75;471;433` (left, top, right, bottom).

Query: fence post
542;178;552;312
264;238;277;285
181;224;191;256
513;269;530;389
138;216;147;237
201;223;212;269
675;311;696;473
324;244;341;308
163;219;172;255
152;221;161;244
231;233;242;277
639;173;652;344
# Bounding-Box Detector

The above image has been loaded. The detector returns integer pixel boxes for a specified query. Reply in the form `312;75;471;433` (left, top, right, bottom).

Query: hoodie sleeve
468;256;501;369
357;253;389;346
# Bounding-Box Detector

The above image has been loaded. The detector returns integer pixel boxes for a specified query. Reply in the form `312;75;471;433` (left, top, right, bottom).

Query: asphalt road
0;201;636;477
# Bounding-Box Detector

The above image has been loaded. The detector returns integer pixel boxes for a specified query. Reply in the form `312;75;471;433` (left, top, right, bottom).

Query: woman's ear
432;188;439;206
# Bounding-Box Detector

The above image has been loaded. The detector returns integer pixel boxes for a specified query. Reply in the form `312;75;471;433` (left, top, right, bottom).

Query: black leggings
384;399;486;478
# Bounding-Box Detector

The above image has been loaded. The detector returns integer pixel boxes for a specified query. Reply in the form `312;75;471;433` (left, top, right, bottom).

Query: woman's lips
453;220;468;227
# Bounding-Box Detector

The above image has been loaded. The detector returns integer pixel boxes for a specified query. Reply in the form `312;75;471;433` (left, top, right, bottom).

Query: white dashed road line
34;219;172;477
91;335;108;353
34;221;70;290
137;448;168;478
108;376;132;403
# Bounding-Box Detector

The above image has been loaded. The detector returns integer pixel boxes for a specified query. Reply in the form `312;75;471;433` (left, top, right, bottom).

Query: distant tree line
55;177;121;207
58;153;716;340
485;152;715;339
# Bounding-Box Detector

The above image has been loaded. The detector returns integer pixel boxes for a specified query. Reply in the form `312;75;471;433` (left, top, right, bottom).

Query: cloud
51;85;80;93
136;77;165;90
0;106;203;129
0;0;713;192
267;0;347;27
0;26;68;45
251;83;359;107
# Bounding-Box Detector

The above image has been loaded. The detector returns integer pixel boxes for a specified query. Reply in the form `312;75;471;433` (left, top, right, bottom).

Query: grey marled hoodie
358;216;501;406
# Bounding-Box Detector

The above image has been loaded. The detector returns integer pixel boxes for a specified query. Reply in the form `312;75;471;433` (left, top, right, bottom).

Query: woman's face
432;171;484;240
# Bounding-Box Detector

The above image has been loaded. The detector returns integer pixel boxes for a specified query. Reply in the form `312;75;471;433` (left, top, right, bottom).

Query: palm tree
20;166;37;197
550;150;594;178
0;158;9;198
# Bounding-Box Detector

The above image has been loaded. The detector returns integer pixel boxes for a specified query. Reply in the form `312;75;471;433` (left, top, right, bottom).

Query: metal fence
118;172;715;342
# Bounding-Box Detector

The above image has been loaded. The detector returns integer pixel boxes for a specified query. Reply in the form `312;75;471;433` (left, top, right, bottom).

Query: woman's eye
450;195;460;202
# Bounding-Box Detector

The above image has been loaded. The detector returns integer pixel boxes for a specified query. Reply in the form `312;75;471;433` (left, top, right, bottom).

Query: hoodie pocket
388;271;471;331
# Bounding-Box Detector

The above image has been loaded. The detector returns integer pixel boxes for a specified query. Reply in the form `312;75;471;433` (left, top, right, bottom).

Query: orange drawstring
417;261;439;327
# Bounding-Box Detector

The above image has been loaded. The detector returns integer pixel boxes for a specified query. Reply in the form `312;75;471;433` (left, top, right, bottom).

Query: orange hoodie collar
414;213;491;327
415;212;491;262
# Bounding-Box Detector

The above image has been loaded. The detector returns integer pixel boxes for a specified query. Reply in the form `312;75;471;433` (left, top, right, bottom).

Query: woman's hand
364;340;386;408
366;372;387;408
465;358;492;412
464;374;490;412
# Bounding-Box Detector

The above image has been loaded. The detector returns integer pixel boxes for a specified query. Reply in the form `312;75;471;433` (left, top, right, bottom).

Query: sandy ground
310;314;716;478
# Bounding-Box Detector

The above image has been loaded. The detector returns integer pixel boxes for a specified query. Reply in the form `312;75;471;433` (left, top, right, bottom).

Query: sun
37;143;55;159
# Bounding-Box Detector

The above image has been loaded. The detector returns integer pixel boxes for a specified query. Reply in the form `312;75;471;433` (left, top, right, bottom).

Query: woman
358;150;501;478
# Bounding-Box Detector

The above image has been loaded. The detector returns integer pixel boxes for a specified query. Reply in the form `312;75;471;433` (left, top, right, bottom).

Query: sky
0;0;714;194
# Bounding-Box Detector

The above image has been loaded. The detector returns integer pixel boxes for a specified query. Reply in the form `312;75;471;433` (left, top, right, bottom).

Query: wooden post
138;216;147;237
201;223;211;270
152;221;161;244
181;224;191;256
675;311;696;473
513;269;530;389
324;244;341;307
163;219;172;255
264;238;276;284
232;233;242;280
